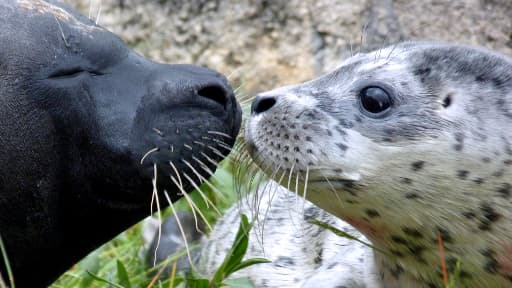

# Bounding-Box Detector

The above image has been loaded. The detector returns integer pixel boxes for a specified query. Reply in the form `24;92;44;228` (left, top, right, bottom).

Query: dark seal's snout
131;63;242;200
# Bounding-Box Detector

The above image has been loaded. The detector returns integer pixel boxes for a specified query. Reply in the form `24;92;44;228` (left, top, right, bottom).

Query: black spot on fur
338;119;354;129
391;235;407;245
402;227;423;239
413;66;432;83
400;177;413;184
274;256;295;267
336;143;348;151
497;183;511;198
478;203;501;231
442;93;453;108
405;192;421;199
335;126;347;135
453;132;465;151
462;211;476;219
481;249;498;274
365;209;381;218
473;178;485;185
436;227;453;243
457;170;469;180
411;161;425;171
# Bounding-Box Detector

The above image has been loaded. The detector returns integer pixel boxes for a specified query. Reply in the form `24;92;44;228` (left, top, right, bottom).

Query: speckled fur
200;42;512;287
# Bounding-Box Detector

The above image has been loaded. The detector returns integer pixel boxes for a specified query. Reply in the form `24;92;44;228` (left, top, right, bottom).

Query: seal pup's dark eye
359;86;393;116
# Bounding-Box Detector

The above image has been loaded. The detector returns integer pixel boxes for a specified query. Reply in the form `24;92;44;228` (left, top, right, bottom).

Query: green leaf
86;271;125;288
309;219;391;257
0;235;14;288
446;260;462;288
223;216;251;274
116;260;131;288
186;278;209;288
211;214;252;284
231;258;272;272
222;277;257;288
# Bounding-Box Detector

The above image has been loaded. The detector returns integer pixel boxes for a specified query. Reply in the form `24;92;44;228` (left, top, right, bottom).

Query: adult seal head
242;42;512;287
0;0;241;286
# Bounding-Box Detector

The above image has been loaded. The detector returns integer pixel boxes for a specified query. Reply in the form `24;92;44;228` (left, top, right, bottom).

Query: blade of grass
0;235;14;288
116;260;132;288
86;271;126;288
309;219;391;257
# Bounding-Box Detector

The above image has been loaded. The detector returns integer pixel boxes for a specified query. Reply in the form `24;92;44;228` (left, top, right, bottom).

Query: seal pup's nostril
251;95;277;114
197;84;229;108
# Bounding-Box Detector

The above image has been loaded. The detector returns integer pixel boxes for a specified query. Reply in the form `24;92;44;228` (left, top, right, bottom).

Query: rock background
65;0;512;95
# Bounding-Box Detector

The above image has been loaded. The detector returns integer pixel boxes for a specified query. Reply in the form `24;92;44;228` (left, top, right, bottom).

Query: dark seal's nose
197;83;229;108
149;64;234;110
251;94;277;114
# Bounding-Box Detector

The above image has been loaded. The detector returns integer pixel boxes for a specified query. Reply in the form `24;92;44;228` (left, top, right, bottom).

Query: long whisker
168;161;183;190
163;190;195;270
94;0;102;25
302;166;310;213
207;131;233;139
151;163;162;268
182;170;221;216
185;159;227;208
170;174;212;232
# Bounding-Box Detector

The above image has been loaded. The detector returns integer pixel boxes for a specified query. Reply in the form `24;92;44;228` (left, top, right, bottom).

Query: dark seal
0;0;241;287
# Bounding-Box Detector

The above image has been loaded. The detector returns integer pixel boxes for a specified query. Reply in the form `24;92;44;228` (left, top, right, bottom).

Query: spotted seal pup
200;42;512;287
0;0;241;286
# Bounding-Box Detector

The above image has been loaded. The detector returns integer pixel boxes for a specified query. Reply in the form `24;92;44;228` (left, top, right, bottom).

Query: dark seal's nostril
197;84;228;108
251;95;277;114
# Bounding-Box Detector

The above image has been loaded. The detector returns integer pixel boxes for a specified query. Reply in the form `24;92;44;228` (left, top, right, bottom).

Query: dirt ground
65;0;512;95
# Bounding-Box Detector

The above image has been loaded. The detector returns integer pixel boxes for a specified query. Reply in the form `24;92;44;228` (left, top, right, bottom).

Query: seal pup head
0;0;241;286
246;42;512;286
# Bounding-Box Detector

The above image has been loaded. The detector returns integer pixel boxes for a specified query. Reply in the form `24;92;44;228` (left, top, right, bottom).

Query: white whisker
163;190;195;270
140;147;159;165
207;131;232;139
168;161;183;189
150;163;162;268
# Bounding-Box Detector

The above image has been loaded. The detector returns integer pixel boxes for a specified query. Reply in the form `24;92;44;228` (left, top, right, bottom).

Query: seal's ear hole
442;93;453;108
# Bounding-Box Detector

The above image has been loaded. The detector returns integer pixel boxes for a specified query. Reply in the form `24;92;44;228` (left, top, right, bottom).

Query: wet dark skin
0;1;241;286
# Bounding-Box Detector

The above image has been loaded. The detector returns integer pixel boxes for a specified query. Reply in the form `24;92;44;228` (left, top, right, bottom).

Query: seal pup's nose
251;94;277;114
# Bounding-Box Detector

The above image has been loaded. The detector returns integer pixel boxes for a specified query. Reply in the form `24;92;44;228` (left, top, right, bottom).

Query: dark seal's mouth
128;66;242;203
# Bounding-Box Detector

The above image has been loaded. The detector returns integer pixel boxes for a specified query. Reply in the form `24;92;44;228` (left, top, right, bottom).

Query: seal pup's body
201;42;512;287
